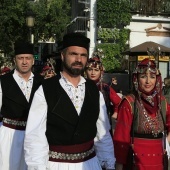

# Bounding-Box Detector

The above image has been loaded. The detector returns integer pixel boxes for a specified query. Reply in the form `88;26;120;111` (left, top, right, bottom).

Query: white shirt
24;73;115;170
59;73;85;114
13;70;34;101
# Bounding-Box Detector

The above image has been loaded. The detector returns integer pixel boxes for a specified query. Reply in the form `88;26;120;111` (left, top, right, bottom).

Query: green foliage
0;0;70;56
97;0;131;28
97;0;131;72
32;0;70;42
97;27;130;72
98;28;119;42
0;0;29;55
97;43;121;72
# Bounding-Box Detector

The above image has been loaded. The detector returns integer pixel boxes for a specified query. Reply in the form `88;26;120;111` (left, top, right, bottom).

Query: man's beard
63;60;84;76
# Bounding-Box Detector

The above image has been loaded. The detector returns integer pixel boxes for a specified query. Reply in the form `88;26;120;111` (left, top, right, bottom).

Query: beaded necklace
139;99;161;137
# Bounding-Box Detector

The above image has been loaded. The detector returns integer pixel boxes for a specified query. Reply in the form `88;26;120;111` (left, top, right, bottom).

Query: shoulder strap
161;96;167;123
123;94;136;145
124;94;135;114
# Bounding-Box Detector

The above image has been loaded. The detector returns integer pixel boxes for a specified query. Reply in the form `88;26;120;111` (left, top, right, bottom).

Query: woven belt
49;140;96;163
134;133;163;139
3;117;27;130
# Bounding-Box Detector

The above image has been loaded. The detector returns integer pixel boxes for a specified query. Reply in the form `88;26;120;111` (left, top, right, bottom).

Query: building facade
126;0;170;83
67;0;170;81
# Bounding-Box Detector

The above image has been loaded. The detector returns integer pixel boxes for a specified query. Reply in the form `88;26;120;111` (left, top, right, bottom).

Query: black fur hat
14;42;34;55
62;33;90;51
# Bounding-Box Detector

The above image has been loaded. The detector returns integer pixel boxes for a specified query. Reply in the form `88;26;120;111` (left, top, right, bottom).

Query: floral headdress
85;55;103;71
41;58;56;76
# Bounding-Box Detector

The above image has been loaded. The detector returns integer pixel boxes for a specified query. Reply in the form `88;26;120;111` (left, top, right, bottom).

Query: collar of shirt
13;69;34;101
13;69;34;82
59;72;86;115
59;72;86;87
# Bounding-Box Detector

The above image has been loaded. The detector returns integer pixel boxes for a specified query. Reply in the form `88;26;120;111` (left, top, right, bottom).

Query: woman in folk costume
85;55;121;134
113;58;170;170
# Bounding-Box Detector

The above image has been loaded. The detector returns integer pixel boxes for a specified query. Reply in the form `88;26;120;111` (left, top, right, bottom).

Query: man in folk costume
113;58;170;170
0;42;43;170
24;33;115;170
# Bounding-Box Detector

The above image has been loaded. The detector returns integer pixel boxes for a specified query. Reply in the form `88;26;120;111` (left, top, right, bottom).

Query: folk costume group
0;32;169;170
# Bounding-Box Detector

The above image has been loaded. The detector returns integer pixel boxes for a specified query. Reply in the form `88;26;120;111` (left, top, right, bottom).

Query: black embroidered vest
0;71;43;119
42;75;100;145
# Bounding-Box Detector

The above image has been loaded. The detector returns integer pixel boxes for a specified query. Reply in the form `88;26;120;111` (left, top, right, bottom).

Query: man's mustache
71;62;83;66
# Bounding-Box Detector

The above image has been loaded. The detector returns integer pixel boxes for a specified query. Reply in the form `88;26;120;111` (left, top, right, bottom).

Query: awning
122;41;170;56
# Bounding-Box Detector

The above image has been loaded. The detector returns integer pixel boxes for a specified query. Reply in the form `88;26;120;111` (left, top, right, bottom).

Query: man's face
14;54;34;74
61;46;88;76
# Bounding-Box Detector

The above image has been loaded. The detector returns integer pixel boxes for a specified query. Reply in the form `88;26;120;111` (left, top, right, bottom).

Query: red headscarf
132;58;162;115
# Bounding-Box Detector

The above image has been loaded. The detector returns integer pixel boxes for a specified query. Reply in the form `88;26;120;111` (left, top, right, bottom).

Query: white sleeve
94;92;115;169
0;81;2;110
24;85;49;170
166;137;170;159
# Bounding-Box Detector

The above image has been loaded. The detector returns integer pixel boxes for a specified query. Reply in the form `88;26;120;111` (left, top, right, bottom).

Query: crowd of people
0;32;169;170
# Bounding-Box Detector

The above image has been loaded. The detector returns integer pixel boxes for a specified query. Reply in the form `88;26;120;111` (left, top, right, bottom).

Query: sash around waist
2;117;27;130
49;140;96;163
133;133;163;139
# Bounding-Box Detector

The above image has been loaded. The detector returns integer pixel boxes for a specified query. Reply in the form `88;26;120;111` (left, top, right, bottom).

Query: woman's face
86;67;101;81
138;72;156;93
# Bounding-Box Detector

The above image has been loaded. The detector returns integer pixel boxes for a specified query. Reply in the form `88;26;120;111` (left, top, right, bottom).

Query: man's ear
32;59;35;65
13;57;16;64
61;53;64;61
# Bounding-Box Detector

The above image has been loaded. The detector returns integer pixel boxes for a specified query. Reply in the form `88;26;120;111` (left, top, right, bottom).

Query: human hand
44;73;55;79
115;163;123;170
44;71;56;79
112;112;118;120
167;132;170;143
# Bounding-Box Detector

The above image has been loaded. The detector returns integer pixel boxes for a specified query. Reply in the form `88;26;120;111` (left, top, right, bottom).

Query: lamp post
26;11;35;44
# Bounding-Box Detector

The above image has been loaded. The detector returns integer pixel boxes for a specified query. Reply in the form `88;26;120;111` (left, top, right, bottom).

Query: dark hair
112;76;117;80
